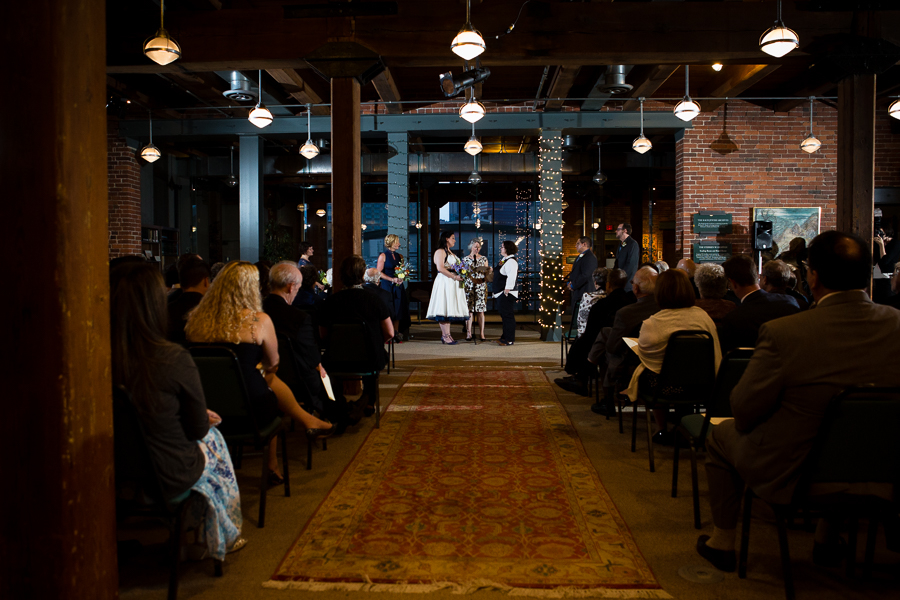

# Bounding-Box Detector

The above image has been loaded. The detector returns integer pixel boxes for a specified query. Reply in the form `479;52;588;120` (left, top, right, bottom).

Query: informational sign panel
692;242;732;264
692;213;733;234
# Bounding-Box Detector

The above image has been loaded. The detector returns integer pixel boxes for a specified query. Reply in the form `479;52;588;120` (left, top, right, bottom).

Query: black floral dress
462;255;488;313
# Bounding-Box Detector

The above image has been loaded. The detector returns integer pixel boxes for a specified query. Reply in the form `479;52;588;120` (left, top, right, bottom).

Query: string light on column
633;97;652;154
800;96;821;153
537;132;566;332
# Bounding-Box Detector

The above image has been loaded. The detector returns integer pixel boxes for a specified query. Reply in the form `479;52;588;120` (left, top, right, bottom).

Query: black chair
386;336;396;374
634;330;717;473
113;386;223;600
324;321;383;428
274;332;328;470
675;348;753;528
738;386;900;600
560;309;578;368
189;346;290;528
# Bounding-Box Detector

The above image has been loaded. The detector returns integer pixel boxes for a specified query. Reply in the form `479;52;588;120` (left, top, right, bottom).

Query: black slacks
497;293;516;342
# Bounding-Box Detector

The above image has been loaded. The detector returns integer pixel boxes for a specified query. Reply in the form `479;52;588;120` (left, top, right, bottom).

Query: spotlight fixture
316;209;326;217
143;0;181;66
300;103;320;159
460;96;485;124
248;70;273;128
226;145;238;187
451;0;486;61
800;97;821;154
712;63;724;72
593;141;607;185
464;123;482;156
889;98;900;120
439;65;491;98
674;66;700;122
759;0;799;58
633;98;652;154
140;111;161;163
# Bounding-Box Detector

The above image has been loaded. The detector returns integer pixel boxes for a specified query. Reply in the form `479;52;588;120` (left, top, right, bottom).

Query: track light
633;98;652;154
451;0;485;61
440;66;491;98
464;123;482;156
760;0;799;58
673;66;700;122
299;104;320;159
143;0;181;66
593;141;607;185
248;70;273;128
460;96;485;123
889;99;900;121
141;111;161;163
800;97;821;154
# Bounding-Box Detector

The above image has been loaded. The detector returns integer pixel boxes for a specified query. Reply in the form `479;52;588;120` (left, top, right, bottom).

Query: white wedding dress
426;251;470;322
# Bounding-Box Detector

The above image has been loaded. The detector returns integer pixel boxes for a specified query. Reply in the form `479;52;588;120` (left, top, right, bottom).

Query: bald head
676;258;697;277
269;261;303;303
364;268;382;284
632;266;658;298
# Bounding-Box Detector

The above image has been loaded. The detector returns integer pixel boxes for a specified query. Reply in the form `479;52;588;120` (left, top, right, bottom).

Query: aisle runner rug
266;367;669;598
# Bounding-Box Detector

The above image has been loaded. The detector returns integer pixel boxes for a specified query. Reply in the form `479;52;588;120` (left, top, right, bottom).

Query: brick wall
676;100;838;259
107;120;142;259
875;104;900;188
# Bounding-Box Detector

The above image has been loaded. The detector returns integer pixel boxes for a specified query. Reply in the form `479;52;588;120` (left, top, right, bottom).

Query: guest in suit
614;223;640;293
696;231;900;573
493;240;519;346
717;255;800;352
567;236;598;313
760;259;809;310
167;258;211;343
293;264;324;310
693;263;736;326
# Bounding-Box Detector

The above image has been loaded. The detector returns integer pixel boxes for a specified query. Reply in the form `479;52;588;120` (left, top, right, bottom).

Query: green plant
262;221;294;263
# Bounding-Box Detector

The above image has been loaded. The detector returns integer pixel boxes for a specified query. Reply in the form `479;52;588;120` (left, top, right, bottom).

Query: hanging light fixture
464;122;482;155
759;0;799;58
889;98;900;120
143;0;181;66
712;63;724;72
361;223;368;231
800;96;821;154
592;222;600;230
415;221;422;229
451;0;486;61
593;141;607;185
300;103;320;159
140;111;161;163
316;209;326;217
248;70;273;128
226;145;238;187
468;152;481;185
460;96;485;124
468;171;482;185
633;97;652;154
674;66;700;122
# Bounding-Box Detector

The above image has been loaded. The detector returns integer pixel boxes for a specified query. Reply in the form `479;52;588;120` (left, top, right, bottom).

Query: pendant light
593;141;607;185
226;145;238;187
299;104;320;159
143;0;181;66
712;63;724;72
460;95;486;124
468;153;481;185
889;99;900;121
759;0;799;58
248;70;273;128
451;0;486;61
673;66;700;122
464;122;482;155
632;98;652;154
316;209;326;218
800;97;821;154
140;111;161;163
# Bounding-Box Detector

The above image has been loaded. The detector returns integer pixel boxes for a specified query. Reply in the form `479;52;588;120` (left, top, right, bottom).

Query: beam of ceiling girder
265;68;330;115
371;68;403;114
544;66;582;112
621;66;680;111
699;65;782;113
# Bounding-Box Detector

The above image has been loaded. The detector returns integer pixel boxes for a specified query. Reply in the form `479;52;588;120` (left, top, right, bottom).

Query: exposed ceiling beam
699;65;781;113
265;69;330;115
106;75;183;119
371;67;403;114
775;81;838;112
622;65;679;111
544;66;581;112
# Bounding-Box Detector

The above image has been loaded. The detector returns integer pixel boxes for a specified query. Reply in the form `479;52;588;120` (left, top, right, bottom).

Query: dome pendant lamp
464;122;482;156
759;0;799;58
632;98;652;154
593;141;607;185
143;0;181;66
460;94;486;124
800;96;821;154
299;104;320;159
451;0;486;61
889;98;900;121
468;153;481;185
140;111;161;163
673;65;700;122
248;70;274;128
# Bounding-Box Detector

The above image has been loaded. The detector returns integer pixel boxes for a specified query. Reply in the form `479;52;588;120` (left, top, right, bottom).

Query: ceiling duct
563;135;579;151
222;71;258;102
599;65;633;95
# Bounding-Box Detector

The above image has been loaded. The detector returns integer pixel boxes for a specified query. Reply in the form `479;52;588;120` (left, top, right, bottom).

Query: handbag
475;265;494;283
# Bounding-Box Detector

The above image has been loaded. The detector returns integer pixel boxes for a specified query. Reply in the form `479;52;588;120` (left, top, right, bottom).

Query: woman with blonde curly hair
186;261;333;483
376;234;403;339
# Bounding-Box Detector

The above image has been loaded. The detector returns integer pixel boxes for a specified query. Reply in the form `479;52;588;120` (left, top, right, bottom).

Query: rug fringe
262;579;671;598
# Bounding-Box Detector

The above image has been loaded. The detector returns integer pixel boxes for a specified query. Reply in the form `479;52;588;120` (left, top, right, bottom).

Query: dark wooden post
330;77;362;291
836;74;876;243
1;0;118;597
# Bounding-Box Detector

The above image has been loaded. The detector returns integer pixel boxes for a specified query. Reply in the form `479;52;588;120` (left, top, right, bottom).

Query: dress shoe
591;402;616;416
696;535;736;573
441;336;459;345
812;538;846;568
556;378;589;396
497;340;513;346
306;423;335;442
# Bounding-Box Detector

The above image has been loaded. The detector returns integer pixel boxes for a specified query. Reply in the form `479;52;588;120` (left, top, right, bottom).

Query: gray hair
364;268;381;284
694;263;727;299
269;261;302;290
468;237;484;251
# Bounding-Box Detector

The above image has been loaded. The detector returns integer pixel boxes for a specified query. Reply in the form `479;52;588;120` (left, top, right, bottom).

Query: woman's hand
393;277;401;284
207;410;222;426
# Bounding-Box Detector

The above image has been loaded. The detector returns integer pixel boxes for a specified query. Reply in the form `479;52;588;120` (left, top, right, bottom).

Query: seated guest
693;263;737;325
319;256;393;431
556;269;631;396
186;261;333;483
263;262;340;424
676;258;701;298
111;261;245;560
696;231;900;573
761;259;809;310
623;269;721;444
167;253;202;303
586;267;660;415
292;264;324;310
363;268;397;323
210;261;225;281
717;255;799;352
168;258;211;343
575;268;609;336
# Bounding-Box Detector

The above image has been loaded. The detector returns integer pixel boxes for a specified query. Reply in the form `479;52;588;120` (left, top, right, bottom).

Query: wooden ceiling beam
775;81;839;112
698;64;781;113
621;65;679;111
544;66;581;112
265;68;330;115
371;67;403;114
106;75;183;119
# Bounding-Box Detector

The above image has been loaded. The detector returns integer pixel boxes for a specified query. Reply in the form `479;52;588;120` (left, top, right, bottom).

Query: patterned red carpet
266;367;669;597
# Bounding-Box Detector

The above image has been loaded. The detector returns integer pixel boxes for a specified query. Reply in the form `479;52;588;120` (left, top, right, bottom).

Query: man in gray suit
696;231;900;572
566;236;598;313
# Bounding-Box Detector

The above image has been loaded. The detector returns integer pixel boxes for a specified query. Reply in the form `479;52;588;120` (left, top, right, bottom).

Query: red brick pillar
107;120;142;259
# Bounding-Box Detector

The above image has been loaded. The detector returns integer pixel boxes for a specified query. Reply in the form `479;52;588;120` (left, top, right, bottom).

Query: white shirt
493;255;519;298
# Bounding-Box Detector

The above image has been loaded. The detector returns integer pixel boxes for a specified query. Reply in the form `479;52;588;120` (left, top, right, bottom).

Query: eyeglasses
615;227;625;231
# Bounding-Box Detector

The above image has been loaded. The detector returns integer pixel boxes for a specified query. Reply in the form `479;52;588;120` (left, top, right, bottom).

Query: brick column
107;121;142;259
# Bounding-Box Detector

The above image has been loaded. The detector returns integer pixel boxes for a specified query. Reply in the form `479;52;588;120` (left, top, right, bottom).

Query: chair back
295;307;322;349
654;329;717;403
188;345;261;438
325;321;379;375
697;348;754;441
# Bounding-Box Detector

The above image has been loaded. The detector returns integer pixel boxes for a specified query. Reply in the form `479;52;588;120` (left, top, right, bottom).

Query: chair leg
168;507;185;600
690;444;702;529
386;344;391;375
214;559;224;577
645;405;655;473
374;377;381;429
306;437;313;471
631;402;638;452
560;338;565;368
281;430;290;497
739;489;754;579
258;459;268;528
774;510;795;600
672;430;681;497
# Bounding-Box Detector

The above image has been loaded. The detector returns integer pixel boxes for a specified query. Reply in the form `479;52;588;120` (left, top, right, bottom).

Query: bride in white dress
426;231;470;345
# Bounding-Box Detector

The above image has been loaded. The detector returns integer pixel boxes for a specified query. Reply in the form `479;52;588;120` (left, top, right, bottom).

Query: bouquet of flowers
394;259;413;285
451;261;470;289
318;270;330;288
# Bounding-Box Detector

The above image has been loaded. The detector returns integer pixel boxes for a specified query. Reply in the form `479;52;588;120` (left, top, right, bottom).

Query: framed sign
692;242;732;264
692;213;733;234
751;207;821;251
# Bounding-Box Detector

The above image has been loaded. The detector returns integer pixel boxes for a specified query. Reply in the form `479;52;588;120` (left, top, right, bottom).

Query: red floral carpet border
265;367;669;598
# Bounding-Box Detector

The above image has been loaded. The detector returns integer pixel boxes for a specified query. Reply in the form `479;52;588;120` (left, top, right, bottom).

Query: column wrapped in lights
451;0;486;61
140;111;161;163
143;0;181;66
759;0;799;58
300;103;320;159
248;70;274;128
800;96;821;154
537;131;565;341
464;122;482;155
633;97;652;154
673;66;700;122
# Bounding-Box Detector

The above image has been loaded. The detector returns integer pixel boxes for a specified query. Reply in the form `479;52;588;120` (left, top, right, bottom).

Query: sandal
227;538;248;554
267;470;285;486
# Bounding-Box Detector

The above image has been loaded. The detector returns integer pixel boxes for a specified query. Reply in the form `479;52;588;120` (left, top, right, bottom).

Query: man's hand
317;364;327;379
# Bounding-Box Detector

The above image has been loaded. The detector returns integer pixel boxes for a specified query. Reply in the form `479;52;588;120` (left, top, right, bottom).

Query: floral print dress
462;254;488;313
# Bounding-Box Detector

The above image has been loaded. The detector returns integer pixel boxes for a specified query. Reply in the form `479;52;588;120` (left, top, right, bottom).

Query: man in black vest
566;237;598;313
614;223;640;293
